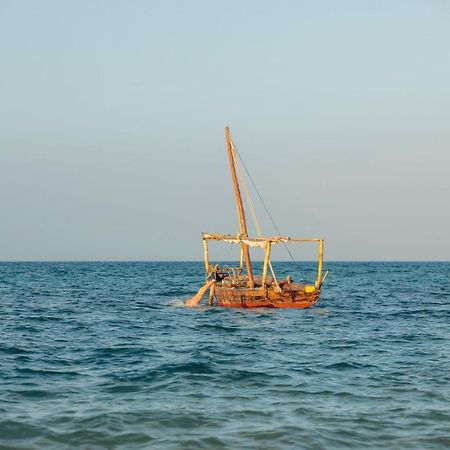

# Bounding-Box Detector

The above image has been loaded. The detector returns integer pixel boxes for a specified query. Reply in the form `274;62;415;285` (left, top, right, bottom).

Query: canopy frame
202;233;324;288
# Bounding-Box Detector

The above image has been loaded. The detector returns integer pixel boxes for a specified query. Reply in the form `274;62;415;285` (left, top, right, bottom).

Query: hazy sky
1;0;449;261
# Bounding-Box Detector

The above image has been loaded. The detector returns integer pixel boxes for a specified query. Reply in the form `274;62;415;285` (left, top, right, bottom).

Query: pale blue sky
1;0;449;260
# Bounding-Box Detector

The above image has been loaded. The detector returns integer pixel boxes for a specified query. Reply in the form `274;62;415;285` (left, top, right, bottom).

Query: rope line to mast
234;151;281;290
234;153;263;237
231;141;296;263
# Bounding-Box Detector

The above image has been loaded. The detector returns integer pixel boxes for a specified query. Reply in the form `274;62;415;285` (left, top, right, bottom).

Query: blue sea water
0;261;449;449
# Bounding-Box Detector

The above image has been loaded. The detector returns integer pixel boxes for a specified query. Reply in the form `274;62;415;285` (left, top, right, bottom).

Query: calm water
0;262;449;449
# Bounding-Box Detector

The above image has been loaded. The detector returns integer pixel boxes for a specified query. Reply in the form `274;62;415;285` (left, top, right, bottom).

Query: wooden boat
186;127;326;308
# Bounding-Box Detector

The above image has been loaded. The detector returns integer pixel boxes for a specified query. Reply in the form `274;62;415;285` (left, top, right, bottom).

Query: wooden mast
225;127;255;288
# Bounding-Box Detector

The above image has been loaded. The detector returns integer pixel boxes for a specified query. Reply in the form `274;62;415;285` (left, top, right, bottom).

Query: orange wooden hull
214;284;320;309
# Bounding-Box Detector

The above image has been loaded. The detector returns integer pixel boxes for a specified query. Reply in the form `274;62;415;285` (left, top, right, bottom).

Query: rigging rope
230;141;296;263
234;151;281;290
234;154;263;237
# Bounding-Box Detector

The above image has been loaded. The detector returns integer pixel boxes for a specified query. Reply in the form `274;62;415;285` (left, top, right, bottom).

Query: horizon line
0;260;449;263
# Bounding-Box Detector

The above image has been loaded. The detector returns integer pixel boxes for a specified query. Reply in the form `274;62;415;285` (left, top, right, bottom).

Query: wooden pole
261;241;271;288
316;239;324;288
203;238;210;273
185;279;215;307
225;127;254;288
208;282;215;306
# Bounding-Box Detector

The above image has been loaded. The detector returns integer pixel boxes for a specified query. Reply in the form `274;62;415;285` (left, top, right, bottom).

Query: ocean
0;262;449;449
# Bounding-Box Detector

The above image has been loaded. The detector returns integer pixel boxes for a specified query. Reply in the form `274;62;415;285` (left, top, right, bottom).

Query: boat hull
214;284;320;309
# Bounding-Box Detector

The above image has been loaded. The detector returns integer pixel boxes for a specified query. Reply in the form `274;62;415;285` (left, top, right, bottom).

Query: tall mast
225;127;254;288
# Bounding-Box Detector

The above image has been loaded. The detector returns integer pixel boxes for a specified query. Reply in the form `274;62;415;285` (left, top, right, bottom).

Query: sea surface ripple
0;262;449;449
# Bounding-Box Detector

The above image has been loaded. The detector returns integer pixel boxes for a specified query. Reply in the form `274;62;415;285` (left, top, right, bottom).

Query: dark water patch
14;367;84;379
0;344;34;355
0;420;44;442
226;368;278;383
101;383;143;394
14;388;56;399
